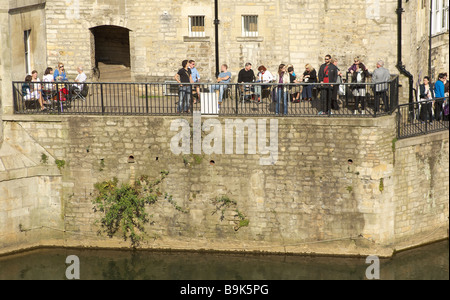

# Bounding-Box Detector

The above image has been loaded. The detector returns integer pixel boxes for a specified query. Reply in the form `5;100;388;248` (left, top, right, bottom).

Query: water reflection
0;240;448;280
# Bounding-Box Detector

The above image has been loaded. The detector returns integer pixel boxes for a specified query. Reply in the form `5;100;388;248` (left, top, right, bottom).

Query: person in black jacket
418;76;434;123
350;62;370;114
327;58;342;113
318;55;332;114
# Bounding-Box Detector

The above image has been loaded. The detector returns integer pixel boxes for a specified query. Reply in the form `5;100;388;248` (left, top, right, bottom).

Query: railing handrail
397;96;449;107
12;75;399;87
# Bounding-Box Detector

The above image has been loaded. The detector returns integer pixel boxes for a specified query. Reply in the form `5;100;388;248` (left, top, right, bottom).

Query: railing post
100;83;105;115
145;83;149;114
235;84;239;115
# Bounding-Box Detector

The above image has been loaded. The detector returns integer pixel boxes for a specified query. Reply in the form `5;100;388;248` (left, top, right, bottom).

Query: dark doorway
90;25;131;82
90;25;131;67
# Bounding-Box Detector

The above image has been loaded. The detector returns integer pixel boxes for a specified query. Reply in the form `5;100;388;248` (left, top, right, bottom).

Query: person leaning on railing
174;59;193;114
350;60;370;115
419;76;434;123
434;73;446;121
371;60;391;113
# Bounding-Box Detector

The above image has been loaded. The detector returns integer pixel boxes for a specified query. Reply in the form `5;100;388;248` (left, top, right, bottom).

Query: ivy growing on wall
92;170;186;248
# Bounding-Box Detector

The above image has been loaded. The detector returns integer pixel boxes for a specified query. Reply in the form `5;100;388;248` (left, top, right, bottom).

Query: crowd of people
174;55;406;115
418;72;449;123
21;62;87;111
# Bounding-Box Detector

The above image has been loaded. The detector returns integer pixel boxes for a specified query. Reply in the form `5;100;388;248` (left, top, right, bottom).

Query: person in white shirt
69;66;87;99
255;65;274;102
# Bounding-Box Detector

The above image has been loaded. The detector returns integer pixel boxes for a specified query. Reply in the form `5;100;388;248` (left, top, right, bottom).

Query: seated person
54;62;68;81
255;65;274;102
211;64;231;108
238;62;256;100
288;66;301;102
22;75;45;110
69;66;87;99
42;67;57;100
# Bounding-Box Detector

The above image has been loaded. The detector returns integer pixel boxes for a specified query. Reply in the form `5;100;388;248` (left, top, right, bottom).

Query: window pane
189;16;205;37
242;15;258;37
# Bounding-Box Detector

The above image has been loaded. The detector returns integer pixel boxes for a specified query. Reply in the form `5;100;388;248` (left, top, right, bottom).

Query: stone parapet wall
1;114;448;256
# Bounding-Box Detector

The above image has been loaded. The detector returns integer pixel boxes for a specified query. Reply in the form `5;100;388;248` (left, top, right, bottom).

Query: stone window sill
183;36;210;42
236;36;264;43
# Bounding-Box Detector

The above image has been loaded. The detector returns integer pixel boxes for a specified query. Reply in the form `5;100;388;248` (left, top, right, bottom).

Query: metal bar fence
396;96;449;139
12;77;400;118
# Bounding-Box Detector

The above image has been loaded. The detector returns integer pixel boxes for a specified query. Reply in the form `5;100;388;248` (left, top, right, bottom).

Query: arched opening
90;25;131;82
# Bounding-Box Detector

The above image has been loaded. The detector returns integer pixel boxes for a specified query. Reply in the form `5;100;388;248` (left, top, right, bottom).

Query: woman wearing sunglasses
53;63;68;81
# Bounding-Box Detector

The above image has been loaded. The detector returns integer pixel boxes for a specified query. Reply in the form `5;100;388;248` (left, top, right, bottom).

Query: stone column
0;3;9;147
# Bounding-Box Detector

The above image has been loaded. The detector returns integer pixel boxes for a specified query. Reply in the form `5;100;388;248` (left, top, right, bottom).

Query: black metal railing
12;77;399;117
396;96;450;139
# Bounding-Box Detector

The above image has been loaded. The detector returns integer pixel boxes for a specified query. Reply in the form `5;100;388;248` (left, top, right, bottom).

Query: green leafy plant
55;159;66;170
92;170;186;248
211;196;249;231
379;178;384;192
40;153;48;164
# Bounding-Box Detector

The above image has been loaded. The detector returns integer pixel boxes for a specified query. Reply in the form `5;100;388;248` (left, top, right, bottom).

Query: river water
0;240;448;280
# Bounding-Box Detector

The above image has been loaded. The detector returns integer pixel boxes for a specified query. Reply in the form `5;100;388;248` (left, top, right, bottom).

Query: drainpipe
214;0;220;77
396;0;414;104
428;0;433;79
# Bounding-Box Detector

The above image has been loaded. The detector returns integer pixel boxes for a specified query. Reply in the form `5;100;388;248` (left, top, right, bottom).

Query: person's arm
238;70;243;83
174;73;181;84
318;65;324;83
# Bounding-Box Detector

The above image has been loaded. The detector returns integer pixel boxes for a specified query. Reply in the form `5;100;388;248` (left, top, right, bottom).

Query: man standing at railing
372;60;390;113
434;73;446;121
318;54;332;115
175;60;193;114
189;60;200;104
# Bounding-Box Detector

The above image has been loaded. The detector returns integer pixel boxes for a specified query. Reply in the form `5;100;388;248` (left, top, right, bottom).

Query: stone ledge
396;130;449;149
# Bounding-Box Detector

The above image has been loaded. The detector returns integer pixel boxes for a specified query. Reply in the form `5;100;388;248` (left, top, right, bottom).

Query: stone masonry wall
1;114;448;256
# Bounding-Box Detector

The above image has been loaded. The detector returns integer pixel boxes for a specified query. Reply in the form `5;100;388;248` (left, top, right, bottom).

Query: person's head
221;64;228;72
330;58;338;65
443;73;448;80
278;64;286;75
354;56;361;65
258;65;267;73
305;64;314;72
44;67;53;75
57;62;65;72
325;55;331;63
189;60;196;68
245;62;252;71
25;75;32;82
77;66;83;73
423;76;430;85
31;70;38;79
182;59;189;69
438;73;445;81
287;66;294;74
376;60;384;68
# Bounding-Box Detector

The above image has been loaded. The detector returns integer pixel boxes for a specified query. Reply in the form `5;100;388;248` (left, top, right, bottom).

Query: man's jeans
276;87;288;115
178;86;191;112
211;84;228;102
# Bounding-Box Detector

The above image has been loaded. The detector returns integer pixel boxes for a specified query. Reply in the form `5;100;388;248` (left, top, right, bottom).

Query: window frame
188;15;206;38
242;15;259;37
